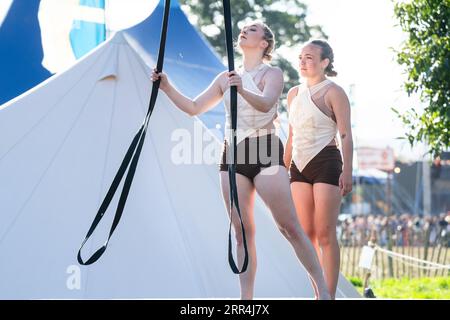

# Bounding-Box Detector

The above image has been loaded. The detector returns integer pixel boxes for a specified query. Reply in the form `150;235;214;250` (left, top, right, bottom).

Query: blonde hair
258;21;275;61
244;20;275;61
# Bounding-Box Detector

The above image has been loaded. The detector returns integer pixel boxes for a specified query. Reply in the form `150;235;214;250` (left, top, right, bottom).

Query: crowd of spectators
337;212;450;247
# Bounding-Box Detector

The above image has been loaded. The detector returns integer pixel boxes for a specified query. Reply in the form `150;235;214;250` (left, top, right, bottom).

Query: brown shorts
289;146;343;186
219;134;285;180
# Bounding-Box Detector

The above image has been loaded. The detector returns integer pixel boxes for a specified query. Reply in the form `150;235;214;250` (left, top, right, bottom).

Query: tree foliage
392;0;450;156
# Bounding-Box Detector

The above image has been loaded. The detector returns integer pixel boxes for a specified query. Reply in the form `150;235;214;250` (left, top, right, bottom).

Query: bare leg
313;183;341;299
220;172;257;300
254;166;330;299
291;181;320;299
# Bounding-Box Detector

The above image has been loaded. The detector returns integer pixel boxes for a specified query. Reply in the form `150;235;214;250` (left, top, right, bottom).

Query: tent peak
110;31;128;44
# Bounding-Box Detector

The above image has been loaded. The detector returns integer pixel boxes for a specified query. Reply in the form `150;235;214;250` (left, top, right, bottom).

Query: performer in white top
222;62;278;145
284;39;353;299
152;21;330;300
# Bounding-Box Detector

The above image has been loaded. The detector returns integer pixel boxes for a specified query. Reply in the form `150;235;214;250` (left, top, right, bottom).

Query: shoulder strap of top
310;79;332;96
253;64;269;86
245;64;269;92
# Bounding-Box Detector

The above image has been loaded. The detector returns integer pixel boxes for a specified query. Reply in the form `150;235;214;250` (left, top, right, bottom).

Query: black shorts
289;146;343;186
219;134;285;180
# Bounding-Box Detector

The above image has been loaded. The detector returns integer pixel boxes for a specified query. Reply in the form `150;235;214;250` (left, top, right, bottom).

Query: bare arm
327;85;353;196
152;70;226;116
283;86;299;167
228;67;284;113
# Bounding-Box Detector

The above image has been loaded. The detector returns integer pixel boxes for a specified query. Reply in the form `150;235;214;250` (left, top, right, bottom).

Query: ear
321;58;330;70
260;40;269;50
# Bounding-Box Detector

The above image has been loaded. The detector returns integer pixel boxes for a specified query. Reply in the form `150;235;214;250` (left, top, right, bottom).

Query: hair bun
325;63;338;77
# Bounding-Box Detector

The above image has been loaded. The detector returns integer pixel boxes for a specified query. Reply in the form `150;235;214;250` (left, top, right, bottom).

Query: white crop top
288;79;338;171
223;63;278;144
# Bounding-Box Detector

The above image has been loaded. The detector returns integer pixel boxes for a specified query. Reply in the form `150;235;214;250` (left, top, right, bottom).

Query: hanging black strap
77;0;171;265
223;0;249;274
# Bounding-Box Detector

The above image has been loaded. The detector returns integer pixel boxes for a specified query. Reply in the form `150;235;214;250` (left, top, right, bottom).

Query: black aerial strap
223;0;249;274
77;0;171;265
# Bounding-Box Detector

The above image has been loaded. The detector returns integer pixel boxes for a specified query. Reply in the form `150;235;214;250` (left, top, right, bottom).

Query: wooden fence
339;220;449;280
340;245;449;279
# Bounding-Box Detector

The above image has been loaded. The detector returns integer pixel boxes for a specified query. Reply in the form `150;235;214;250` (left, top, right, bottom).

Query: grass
349;276;450;299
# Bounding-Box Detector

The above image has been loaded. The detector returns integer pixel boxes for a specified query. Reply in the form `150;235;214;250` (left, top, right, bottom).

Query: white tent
0;32;359;299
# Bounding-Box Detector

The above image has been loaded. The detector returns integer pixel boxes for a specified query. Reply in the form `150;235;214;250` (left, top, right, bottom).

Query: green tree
392;0;450;156
179;0;326;110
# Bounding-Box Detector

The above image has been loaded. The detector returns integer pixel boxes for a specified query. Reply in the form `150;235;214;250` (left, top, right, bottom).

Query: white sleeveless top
223;64;278;144
288;79;337;171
